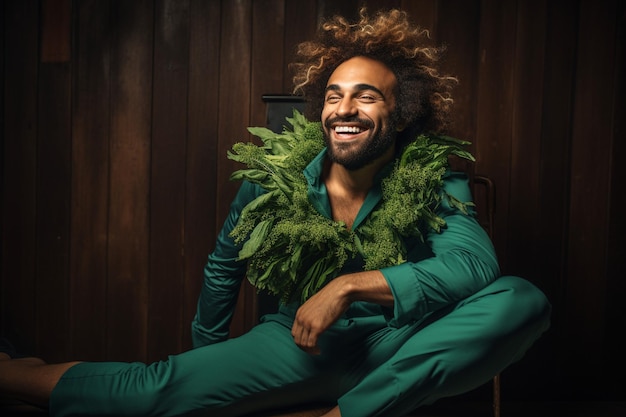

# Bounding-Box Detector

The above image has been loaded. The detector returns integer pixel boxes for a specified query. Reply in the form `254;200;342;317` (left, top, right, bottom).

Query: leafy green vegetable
228;110;474;304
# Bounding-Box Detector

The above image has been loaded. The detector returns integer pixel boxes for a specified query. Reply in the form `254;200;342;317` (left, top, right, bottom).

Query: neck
324;145;396;195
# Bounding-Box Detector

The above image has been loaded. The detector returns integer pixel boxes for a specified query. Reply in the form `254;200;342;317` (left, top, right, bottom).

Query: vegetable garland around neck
227;110;475;305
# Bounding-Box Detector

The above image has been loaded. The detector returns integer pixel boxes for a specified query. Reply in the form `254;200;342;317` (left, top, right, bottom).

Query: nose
335;96;357;118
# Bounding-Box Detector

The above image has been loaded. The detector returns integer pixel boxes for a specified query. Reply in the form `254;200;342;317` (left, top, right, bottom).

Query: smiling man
322;56;399;171
0;9;551;417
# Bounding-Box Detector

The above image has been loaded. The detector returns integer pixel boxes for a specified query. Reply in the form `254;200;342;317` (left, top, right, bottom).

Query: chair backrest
472;175;496;239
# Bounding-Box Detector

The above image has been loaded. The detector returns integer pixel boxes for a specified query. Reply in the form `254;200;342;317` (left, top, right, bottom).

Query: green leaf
230;112;477;304
238;219;272;260
241;190;280;214
247;126;281;144
229;168;269;183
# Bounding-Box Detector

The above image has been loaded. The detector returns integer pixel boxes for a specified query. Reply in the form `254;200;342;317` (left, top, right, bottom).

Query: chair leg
493;374;501;417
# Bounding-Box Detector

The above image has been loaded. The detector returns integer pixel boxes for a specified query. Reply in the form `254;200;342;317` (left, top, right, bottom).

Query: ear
396;119;407;132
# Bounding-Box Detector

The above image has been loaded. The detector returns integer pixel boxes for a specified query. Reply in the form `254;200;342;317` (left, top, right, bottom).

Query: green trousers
50;276;550;417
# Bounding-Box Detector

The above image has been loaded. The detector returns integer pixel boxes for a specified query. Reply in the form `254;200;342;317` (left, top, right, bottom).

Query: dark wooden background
1;0;624;404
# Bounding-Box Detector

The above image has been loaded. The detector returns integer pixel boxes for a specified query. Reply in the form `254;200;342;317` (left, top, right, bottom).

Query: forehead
326;56;397;93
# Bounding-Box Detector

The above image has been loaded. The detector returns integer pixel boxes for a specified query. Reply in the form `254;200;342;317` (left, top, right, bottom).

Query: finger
292;320;308;347
301;326;322;355
291;322;321;354
298;334;321;355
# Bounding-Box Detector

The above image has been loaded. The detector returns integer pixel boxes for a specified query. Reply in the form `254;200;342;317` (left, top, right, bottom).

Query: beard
323;115;398;171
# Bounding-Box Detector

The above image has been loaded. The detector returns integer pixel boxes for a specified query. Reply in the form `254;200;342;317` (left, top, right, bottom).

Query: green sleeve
191;181;264;348
381;172;500;327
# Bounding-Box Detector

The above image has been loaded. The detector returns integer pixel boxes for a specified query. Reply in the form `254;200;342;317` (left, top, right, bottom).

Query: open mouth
334;125;365;134
325;117;374;140
331;124;371;140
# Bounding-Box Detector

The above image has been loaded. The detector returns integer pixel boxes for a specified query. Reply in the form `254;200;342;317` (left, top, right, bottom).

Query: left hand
291;278;351;355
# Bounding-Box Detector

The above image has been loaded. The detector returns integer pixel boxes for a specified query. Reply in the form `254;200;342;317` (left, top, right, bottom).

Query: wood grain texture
564;0;617;393
149;0;191;361
1;0;625;402
69;0;110;361
40;0;71;62
182;0;222;352
605;0;626;400
107;0;153;362
1;0;40;355
474;0;517;269
35;62;72;363
216;0;255;338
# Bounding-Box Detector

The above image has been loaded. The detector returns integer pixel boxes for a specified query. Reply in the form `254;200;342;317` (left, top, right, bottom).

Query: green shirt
191;149;499;348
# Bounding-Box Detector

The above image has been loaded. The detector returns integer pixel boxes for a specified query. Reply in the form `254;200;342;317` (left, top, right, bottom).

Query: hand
291;278;351;355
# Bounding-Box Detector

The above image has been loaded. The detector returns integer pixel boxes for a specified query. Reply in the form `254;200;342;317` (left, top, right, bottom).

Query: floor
2;401;626;417
244;402;626;417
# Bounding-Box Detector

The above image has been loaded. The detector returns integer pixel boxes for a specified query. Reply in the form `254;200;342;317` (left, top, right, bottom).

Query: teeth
335;126;363;133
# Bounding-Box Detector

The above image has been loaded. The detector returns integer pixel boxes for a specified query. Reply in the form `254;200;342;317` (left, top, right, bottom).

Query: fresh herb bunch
228;110;474;304
356;135;475;270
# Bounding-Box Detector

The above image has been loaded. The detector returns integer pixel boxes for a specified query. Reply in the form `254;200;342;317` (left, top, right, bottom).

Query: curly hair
290;8;457;142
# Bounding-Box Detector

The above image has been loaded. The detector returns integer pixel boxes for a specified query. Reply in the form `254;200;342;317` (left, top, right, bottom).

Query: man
0;9;550;417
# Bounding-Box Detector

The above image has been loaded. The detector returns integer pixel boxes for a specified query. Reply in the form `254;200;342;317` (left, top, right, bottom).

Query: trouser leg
337;276;551;417
49;318;358;417
49;276;550;417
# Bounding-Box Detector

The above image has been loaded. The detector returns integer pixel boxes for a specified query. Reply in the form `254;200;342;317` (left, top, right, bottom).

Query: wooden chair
474;174;500;417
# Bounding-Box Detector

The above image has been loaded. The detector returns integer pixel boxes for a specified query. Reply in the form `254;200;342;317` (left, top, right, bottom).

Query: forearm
338;270;394;307
291;271;394;354
191;269;243;347
192;181;264;347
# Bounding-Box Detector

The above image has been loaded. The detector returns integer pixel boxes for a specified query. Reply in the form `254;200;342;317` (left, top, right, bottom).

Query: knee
501;276;550;315
487;275;552;336
117;361;178;416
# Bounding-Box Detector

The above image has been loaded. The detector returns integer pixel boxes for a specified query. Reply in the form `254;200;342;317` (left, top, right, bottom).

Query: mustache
324;116;374;130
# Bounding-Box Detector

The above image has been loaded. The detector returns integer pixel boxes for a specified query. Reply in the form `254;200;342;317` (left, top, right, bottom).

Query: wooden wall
2;0;624;403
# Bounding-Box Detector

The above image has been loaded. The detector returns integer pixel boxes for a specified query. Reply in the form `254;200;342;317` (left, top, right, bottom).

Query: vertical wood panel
244;0;288;326
107;0;153;362
216;0;253;219
474;0;517;267
565;0;617;390
605;0;626;399
35;62;72;362
536;0;577;314
437;0;481;139
0;0;3;295
365;0;402;13
182;0;222;351
507;0;547;280
318;0;359;21
40;0;72;62
70;0;111;360
251;0;285;129
400;0;437;34
283;0;318;93
2;0;626;402
499;0;552;398
216;0;254;338
1;0;39;353
531;0;579;395
436;0;480;177
149;0;190;361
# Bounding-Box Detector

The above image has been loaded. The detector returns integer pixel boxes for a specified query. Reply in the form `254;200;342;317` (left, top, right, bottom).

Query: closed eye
357;93;379;103
325;94;342;104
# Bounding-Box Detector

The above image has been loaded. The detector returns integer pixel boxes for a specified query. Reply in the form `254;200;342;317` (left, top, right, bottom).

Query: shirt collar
303;148;394;230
